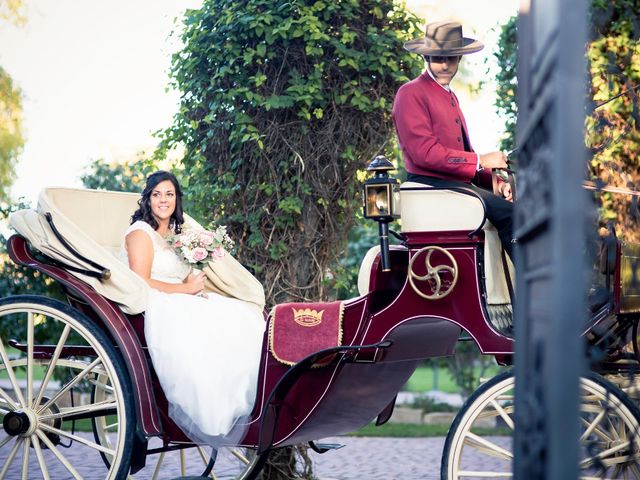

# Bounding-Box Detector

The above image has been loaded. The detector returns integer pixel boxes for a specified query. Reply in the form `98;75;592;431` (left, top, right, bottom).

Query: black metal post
513;0;588;478
378;221;391;272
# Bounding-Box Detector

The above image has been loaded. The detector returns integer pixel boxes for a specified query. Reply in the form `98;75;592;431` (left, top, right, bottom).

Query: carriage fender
378;316;461;362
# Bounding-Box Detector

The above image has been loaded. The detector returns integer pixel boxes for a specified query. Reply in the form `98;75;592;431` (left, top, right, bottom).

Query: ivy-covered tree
161;0;423;305
160;2;422;477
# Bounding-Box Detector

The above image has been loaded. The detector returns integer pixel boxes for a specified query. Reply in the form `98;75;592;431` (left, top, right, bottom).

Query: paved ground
129;436;453;480
0;387;491;479
0;433;513;479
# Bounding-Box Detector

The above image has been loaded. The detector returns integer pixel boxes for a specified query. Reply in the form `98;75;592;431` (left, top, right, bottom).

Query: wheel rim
445;374;640;479
446;374;515;479
0;299;130;479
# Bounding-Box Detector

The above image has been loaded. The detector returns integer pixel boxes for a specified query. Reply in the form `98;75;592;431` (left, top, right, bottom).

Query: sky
0;0;202;202
1;0;519;203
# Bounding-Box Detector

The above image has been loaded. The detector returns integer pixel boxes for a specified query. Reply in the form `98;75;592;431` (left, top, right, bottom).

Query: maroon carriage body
7;225;515;450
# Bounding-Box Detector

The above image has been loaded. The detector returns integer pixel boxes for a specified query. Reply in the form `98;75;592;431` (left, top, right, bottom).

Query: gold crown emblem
292;307;324;327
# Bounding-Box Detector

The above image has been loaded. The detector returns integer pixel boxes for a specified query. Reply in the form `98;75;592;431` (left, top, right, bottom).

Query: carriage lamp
363;155;400;272
363;156;401;220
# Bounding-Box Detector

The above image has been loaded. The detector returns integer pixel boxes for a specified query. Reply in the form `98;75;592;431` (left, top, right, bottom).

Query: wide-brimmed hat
404;21;484;56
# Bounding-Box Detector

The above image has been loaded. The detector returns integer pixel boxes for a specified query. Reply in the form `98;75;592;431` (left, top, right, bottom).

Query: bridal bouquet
168;226;234;268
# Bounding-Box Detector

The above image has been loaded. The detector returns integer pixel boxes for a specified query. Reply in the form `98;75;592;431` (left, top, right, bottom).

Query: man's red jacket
392;72;493;188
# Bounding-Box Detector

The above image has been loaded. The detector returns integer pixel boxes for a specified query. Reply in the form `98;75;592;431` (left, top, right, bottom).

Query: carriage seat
357;183;514;325
399;181;485;233
10;188;150;314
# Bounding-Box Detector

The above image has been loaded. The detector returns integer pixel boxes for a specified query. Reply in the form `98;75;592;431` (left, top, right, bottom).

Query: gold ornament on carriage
408;246;459;300
292;307;324;327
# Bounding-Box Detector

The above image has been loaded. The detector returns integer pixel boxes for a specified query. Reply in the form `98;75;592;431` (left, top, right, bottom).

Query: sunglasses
428;56;461;64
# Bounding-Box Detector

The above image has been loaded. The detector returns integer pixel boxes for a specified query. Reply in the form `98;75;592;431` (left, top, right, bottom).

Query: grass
0;365;47;381
404;365;459;393
349;422;511;438
0;347;47;381
62;418;97;432
404;364;504;394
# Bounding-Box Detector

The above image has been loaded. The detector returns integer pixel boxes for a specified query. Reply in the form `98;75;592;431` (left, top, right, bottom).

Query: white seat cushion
399;181;485;233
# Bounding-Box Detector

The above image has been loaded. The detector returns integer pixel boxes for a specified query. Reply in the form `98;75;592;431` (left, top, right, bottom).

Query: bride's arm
125;230;205;295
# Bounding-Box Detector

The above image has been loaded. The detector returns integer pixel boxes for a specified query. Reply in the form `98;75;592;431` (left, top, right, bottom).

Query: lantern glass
365;184;391;218
391;183;401;217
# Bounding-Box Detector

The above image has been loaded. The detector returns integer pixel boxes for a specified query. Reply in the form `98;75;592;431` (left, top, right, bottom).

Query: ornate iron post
513;0;588;478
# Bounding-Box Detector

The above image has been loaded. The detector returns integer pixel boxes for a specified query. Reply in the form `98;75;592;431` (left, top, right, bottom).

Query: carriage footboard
257;340;393;454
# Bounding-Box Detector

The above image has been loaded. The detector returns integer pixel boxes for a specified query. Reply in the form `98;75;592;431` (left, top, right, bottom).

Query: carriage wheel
0;295;135;479
441;371;640;479
91;399;267;479
141;444;267;479
632;318;640;364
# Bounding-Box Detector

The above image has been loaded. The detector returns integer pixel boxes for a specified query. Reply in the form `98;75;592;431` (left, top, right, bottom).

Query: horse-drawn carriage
1;158;639;479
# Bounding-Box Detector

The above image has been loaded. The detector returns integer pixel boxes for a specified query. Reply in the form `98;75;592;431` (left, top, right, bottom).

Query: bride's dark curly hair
131;170;185;233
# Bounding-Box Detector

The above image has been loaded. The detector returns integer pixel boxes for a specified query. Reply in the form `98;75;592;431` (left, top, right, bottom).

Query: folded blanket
202;254;265;311
269;301;344;367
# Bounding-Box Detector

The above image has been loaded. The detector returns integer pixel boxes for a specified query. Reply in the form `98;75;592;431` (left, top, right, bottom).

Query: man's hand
479;151;508;170
499;182;513;202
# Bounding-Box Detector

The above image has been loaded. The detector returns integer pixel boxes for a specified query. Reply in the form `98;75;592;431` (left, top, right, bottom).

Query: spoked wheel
0;295;135;479
632;318;640;364
144;444;268;479
441;371;640;479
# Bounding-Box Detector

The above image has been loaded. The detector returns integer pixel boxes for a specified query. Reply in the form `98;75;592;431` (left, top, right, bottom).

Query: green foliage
492;16;517;154
0;67;24;201
332;219;378;298
445;342;497;399
0;1;26;200
160;0;422;304
587;0;640;240
352;422;510;437
0;0;25;25
410;395;457;414
80;156;163;192
333;149;404;299
494;2;640;240
351;422;452;437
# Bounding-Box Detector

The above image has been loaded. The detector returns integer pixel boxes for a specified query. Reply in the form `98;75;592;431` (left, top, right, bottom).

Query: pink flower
212;246;226;259
192;247;208;262
199;231;215;246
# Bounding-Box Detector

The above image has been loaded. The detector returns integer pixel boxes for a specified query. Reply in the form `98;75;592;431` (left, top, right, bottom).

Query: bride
120;170;266;444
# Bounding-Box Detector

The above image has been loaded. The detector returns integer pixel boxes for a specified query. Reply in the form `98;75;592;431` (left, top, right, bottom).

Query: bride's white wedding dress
120;221;266;443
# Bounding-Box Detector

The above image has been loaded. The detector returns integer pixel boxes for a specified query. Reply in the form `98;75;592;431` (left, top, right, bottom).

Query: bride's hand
184;272;206;295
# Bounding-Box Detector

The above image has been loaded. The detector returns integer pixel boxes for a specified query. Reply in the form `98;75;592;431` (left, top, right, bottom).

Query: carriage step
309;441;345;454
